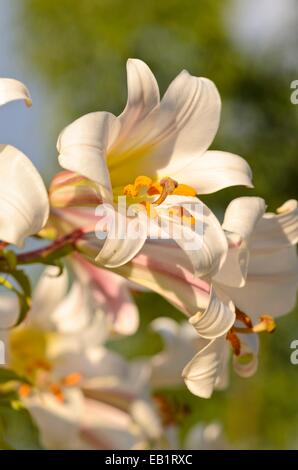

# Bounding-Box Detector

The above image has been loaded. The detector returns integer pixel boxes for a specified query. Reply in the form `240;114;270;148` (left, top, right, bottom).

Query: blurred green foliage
18;0;298;449
0;389;42;450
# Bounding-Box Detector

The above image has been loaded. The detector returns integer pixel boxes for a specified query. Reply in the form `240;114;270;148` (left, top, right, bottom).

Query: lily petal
29;266;69;328
175;151;253;194
214;197;266;287
150;318;198;387
233;332;259;378
94;209;148;268
57;112;120;201
0;78;32;107
109;239;211;318
254;199;298;248
213;233;249;288
222;197;266;241
116;59;160;141
224;244;298;317
26;389;84;450
109;71;221;187
224;200;298;317
50;281;93;334
0;145;49;246
0;295;19;329
182;336;226;398
157;195;228;278
189;287;235;339
72;254;139;336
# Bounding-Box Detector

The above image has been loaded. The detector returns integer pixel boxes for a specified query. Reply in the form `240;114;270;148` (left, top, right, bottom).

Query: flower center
123;175;196;206
9;326;81;402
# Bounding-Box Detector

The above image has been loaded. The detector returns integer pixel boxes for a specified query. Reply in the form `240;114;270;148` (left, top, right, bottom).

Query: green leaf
0;368;31;385
11;270;32;298
0;392;42;450
39;257;65;276
1;250;17;271
0;271;32;327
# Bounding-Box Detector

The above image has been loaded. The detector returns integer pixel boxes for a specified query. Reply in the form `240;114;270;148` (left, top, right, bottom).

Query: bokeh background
0;0;297;449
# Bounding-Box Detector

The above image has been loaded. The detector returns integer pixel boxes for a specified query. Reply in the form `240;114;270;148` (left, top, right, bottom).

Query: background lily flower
0;78;49;246
0;266;163;450
183;197;298;398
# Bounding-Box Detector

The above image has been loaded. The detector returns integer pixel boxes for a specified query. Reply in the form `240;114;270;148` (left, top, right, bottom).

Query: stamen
226;327;241;356
50;383;64;402
134;175;152;190
252;315;276;333
122;175;197;207
19;384;31;398
123;183;138;197
123;175;153;198
62;372;82;386
235;307;253;328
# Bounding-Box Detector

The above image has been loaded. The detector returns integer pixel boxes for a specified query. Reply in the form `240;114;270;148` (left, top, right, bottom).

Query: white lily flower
55;58;252;268
184;197;298;398
0;78;49;246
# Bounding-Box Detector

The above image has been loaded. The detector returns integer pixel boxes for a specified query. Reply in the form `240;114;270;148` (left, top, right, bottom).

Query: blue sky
0;0;52;177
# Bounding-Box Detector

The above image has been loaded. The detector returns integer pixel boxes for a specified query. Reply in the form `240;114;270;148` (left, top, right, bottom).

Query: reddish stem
3;229;84;266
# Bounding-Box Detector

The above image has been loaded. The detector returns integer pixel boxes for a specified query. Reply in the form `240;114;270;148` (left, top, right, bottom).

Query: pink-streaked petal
111;239;211;318
72;254;139;336
49;171;102;208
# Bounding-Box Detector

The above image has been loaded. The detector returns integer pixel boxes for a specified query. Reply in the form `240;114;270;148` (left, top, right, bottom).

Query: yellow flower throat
123;175;196;204
9;326;81;402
